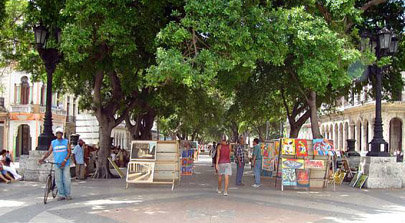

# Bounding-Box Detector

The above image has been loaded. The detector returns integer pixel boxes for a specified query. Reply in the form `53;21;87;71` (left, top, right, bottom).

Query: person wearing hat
73;138;86;180
39;127;72;201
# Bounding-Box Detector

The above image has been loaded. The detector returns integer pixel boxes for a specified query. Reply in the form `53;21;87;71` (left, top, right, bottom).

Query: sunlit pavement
1;155;405;223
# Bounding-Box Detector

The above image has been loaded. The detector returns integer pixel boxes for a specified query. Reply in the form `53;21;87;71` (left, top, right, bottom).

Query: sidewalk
1;155;405;223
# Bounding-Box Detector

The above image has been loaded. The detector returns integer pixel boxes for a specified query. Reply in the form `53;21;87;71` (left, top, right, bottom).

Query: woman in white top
0;150;22;180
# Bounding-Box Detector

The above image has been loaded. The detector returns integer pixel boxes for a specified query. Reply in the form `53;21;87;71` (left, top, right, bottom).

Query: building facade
0;66;77;159
292;72;405;154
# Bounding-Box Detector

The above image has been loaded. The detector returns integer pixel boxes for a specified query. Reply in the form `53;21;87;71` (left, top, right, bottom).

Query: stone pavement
1;155;405;223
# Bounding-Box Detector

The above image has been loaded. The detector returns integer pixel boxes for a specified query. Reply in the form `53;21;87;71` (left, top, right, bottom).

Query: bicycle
41;161;58;204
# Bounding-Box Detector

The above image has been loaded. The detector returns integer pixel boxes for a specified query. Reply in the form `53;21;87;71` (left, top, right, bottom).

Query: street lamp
363;27;399;157
34;25;62;150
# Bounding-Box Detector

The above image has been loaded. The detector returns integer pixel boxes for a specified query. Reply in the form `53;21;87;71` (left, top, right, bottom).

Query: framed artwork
262;157;275;171
355;174;368;188
274;141;280;156
282;138;295;155
130;141;157;161
296;169;310;187
304;159;325;169
282;168;297;186
295;139;308;157
313;139;334;156
333;170;346;185
282;158;304;169
126;162;155;183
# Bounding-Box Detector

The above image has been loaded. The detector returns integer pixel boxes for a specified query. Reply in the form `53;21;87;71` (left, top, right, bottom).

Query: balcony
10;104;34;113
39;106;67;116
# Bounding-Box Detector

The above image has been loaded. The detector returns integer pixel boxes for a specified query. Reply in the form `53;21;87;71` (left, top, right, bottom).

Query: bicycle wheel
43;175;52;204
51;178;58;198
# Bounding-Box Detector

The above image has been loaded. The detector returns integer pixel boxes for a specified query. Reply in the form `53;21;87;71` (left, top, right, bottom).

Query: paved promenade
1;155;405;223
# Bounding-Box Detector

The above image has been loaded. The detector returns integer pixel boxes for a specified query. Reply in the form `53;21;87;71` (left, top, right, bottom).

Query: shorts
218;163;232;176
1;170;7;175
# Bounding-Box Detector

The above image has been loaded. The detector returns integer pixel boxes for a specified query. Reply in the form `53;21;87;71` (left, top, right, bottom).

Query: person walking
252;138;262;188
39;127;72;201
73;139;86;180
216;139;232;196
235;139;245;186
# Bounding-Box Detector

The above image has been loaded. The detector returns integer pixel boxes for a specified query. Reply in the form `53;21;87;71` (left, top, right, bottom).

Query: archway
344;122;349;151
15;124;31;157
389;118;402;154
364;120;369;151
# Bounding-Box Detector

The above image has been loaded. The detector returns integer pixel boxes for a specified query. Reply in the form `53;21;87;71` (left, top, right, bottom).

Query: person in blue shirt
252;138;262;188
73;139;85;180
39;127;72;201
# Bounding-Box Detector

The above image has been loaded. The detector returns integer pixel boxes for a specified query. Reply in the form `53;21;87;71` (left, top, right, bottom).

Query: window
20;76;30;105
40;85;45;106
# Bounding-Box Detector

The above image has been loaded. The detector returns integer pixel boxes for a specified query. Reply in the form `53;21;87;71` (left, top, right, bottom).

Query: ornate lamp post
364;27;399;157
34;25;62;150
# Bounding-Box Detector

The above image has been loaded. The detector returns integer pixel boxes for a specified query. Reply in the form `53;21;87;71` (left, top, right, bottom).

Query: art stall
126;140;180;190
265;138;337;191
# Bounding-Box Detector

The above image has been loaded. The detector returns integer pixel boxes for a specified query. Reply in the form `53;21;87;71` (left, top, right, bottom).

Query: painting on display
355;175;368;188
349;173;360;187
304;160;325;169
313;139;334;156
262;157;275;171
282;139;296;155
295;139;308;157
282;158;304;169
333;170;346;185
126;162;155;183
130;141;157;161
296;169;310;187
282;168;297;186
274;141;280;156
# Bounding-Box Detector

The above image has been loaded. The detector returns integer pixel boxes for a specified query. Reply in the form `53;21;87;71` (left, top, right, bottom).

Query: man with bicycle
39;127;72;201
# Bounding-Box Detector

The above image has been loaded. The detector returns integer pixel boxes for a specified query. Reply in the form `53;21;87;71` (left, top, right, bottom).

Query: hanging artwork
282;158;304;169
262;157;275;171
274;140;280;156
282;139;295;155
304;159;325;169
295;139;308;157
130;141;157;161
296;169;310;187
313;139;334;156
282;168;297;186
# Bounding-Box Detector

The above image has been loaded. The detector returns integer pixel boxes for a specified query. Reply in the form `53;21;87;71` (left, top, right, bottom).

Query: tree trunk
289;125;300;138
307;91;321;139
93;124;116;179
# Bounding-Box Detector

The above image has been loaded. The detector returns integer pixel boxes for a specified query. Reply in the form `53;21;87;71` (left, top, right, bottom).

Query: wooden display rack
126;140;180;190
274;138;334;191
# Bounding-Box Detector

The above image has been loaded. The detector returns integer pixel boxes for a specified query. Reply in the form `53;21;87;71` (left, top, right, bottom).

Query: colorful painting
261;143;269;157
274;141;280;156
313;139;334;156
304;159;325;169
333;170;346;185
282;158;304;169
130;141;157;161
126;162;155;183
262;157;275;171
282;139;295;155
295;139;308;157
282;168;297;186
296;170;310;187
355;175;368;188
